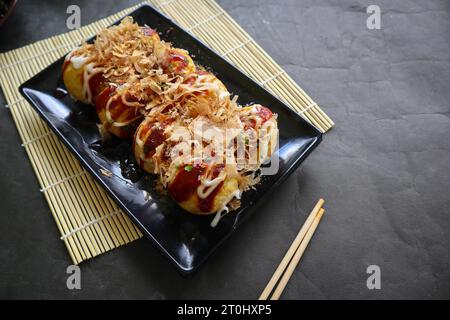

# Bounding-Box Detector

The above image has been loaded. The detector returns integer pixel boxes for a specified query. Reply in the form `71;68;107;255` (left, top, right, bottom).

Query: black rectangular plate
19;4;322;275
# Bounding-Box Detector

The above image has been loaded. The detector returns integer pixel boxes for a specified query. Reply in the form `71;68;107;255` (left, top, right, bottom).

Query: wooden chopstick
270;207;325;300
258;199;325;300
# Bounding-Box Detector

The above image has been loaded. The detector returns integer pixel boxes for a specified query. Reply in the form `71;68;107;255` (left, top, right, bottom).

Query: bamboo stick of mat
259;200;325;300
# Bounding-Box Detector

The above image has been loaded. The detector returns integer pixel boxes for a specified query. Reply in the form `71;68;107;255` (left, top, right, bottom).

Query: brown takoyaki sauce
62;59;70;74
198;164;225;213
89;73;104;101
63;17;279;217
169;163;226;213
95;86;143;139
242;105;273;130
169;163;206;203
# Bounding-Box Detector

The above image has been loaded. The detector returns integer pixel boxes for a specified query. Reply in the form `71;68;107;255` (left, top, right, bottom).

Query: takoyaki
167;162;240;215
62;49;104;104
95;86;144;139
162;48;196;77
133;113;175;174
239;104;278;167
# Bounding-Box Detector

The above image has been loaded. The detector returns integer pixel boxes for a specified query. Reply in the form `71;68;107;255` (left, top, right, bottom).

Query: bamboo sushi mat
0;0;334;265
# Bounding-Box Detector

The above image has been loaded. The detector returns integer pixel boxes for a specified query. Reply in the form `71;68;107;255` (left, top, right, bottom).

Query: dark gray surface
0;0;449;299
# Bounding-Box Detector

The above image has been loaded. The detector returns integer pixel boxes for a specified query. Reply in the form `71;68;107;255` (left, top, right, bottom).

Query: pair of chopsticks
259;199;326;300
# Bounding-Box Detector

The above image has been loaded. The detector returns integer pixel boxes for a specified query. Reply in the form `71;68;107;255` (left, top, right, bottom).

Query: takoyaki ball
167;163;239;215
133;114;174;174
240;104;275;130
239;104;278;162
141;26;161;45
95;86;144;139
62;27;158;105
184;70;229;98
62;51;104;104
181;71;231;118
162;48;196;77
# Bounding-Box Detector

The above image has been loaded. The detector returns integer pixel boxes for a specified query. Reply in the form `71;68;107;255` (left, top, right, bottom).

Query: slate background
0;0;449;299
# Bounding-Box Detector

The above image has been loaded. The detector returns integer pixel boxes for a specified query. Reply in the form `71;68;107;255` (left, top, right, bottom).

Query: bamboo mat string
0;0;333;265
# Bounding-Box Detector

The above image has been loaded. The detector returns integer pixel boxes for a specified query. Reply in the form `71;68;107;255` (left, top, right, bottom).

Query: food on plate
162;48;196;76
62;18;164;136
95;85;145;139
62;17;279;221
133;112;174;174
62;52;104;104
167;163;240;215
239;104;279;168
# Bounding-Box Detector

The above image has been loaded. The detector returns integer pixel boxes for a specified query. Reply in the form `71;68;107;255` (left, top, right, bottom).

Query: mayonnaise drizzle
82;62;103;104
210;189;241;228
197;171;226;199
70;55;89;69
219;91;230;101
105;97;141;128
